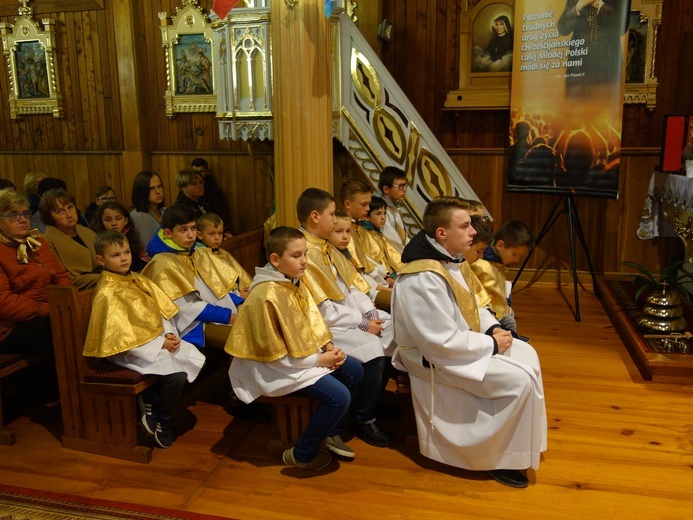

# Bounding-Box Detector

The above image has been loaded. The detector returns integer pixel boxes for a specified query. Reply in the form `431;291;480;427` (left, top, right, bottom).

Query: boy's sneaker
325;435;355;458
137;393;158;436
154;417;174;449
282;448;331;470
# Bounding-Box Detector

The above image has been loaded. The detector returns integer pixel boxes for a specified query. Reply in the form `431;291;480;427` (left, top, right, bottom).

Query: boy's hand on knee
229;313;238;325
318;344;346;369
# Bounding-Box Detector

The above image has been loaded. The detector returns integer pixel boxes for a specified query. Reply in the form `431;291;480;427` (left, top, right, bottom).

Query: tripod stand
512;195;600;321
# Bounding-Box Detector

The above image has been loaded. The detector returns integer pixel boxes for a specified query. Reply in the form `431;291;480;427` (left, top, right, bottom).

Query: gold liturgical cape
347;222;377;272
301;231;370;304
399;259;481;332
225;280;332;362
83;271;179;357
365;229;405;274
471;258;508;318
141;247;239;300
213;248;252;291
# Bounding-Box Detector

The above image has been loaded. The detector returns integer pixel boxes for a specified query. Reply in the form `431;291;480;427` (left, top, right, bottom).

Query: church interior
1;1;693;518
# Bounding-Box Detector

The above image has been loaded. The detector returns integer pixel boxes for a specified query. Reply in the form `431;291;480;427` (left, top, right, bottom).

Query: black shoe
226;401;272;423
353;421;391;447
487;469;529;488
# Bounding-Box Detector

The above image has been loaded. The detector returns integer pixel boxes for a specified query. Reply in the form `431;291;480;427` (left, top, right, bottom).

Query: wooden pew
46;227;307;461
47;286;159;464
0;353;41;445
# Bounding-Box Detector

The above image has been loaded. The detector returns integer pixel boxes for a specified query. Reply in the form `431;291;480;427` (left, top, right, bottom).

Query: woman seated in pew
83;230;205;449
129;171;167;254
40;188;101;290
0;189;72;362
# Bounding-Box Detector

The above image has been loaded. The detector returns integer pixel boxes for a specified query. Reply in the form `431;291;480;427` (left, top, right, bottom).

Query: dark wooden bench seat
45;227;312;462
47;284;159;463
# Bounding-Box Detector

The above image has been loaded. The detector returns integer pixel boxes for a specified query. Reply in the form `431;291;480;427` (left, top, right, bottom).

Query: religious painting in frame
159;0;216;118
623;0;662;111
0;1;63;119
445;0;515;110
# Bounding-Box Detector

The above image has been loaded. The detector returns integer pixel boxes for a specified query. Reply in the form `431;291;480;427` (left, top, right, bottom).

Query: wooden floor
2;283;693;519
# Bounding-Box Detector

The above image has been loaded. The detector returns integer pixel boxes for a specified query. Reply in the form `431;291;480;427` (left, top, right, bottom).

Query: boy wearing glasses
377;166;410;253
84;185;116;225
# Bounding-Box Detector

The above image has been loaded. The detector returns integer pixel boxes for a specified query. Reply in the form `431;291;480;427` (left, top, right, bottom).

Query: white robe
171;275;237;340
318;268;394;363
229;352;332;404
378;193;409;254
392;261;547;471
109;318;206;382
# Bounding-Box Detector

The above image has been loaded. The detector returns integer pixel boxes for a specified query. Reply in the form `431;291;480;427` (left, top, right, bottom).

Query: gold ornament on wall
159;0;216;118
0;0;63;120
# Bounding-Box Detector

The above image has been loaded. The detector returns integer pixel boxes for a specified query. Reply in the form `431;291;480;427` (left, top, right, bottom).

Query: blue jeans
292;356;363;463
352;356;387;424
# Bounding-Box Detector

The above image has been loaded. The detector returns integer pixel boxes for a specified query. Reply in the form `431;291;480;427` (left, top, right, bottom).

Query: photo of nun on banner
507;0;630;200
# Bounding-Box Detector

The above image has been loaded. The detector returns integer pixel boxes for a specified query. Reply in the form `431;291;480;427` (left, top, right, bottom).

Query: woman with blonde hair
22;171;46;215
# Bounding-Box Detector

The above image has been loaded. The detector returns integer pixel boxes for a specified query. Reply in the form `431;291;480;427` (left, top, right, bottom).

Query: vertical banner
508;0;630;199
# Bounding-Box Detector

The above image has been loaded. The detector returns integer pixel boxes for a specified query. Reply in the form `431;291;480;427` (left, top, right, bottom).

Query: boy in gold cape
195;212;251;300
84;230;205;449
226;227;363;471
142;205;242;349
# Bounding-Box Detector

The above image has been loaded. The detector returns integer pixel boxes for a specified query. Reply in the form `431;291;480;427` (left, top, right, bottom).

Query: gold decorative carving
350;50;381;108
284;0;298;8
347;47;456;209
373;106;406;163
159;0;216;118
623;1;661;110
0;0;63;120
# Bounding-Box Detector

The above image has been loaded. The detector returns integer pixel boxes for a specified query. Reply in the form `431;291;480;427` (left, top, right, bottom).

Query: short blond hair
23;172;45;197
0;189;30;214
176;168;203;189
197;212;223;231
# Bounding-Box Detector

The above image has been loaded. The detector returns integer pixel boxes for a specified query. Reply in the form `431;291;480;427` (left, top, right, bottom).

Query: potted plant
620;260;693;332
683;142;693;178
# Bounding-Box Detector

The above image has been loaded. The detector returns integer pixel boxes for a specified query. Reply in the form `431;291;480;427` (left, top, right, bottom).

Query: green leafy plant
619;260;693;302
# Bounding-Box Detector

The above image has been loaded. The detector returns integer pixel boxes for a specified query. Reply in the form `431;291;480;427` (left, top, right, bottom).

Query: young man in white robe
391;196;547;488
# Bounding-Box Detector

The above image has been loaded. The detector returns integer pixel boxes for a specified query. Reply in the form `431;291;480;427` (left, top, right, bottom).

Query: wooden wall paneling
64;11;85;149
113;0;151;187
0;1;104;16
98;7;120;150
85;9;107;149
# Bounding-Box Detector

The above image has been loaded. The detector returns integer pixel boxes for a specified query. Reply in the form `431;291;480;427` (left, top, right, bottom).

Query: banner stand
512;195;600;322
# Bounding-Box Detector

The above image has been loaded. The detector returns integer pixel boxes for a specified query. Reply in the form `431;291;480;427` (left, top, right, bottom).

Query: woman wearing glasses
0;189;72;356
40;188;101;290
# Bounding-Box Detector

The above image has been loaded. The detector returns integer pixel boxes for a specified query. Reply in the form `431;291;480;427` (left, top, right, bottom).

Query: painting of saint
471;5;514;73
15;41;49;99
174;34;214;95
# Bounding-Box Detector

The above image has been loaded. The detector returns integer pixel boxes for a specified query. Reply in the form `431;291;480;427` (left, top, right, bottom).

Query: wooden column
111;0;151;194
271;0;334;227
